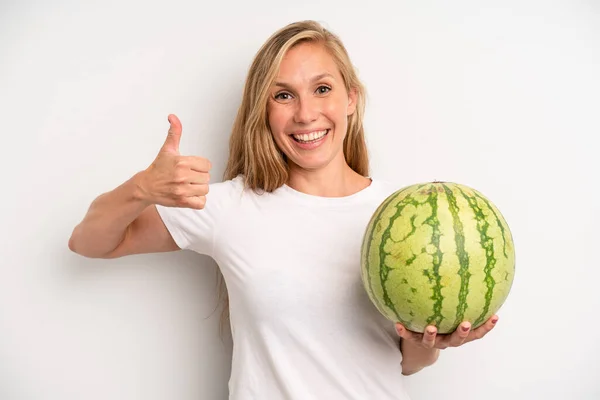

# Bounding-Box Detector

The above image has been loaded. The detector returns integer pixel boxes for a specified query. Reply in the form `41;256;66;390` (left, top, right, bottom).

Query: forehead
276;42;340;81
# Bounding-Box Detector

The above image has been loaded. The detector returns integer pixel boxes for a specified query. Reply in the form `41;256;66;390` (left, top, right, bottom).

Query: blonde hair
216;20;369;337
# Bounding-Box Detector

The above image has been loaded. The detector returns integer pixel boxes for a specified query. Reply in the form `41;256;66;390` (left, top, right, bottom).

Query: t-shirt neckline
279;178;377;206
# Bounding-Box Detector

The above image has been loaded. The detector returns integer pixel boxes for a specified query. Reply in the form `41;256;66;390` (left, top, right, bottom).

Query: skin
396;316;499;375
266;41;499;375
267;41;370;197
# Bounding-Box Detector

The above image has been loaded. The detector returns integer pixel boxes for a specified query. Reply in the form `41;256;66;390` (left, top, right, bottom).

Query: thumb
161;114;182;154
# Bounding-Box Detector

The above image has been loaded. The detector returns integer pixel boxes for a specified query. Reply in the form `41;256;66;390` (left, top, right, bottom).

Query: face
267;42;357;174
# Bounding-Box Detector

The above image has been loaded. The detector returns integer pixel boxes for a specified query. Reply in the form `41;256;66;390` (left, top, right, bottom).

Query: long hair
216;20;369;337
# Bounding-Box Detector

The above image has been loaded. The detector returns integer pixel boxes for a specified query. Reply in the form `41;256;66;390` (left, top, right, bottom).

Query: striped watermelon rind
360;182;515;334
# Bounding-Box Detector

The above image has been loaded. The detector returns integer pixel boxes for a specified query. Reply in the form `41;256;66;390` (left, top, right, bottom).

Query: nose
293;96;319;124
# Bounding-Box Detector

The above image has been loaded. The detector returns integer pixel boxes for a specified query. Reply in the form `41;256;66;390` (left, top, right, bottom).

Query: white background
1;0;599;399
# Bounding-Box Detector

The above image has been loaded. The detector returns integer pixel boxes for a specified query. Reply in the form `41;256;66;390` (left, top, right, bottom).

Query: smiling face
267;41;357;175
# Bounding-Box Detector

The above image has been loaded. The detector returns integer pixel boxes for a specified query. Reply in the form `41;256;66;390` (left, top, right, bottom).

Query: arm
396;316;499;376
68;114;210;259
68;171;179;259
400;338;440;376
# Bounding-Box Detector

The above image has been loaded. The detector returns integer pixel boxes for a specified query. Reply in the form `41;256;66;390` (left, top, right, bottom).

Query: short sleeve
155;177;242;257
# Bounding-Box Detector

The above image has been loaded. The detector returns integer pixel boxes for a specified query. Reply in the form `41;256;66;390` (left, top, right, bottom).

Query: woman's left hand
395;314;499;350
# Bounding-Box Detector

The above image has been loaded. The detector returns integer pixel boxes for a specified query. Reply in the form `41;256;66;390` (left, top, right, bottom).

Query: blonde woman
69;20;498;399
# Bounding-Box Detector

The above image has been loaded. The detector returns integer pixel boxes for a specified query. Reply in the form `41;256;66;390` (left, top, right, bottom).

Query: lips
291;129;329;143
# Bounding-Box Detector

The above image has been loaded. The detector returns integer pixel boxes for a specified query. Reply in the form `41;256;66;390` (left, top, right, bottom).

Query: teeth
292;129;328;142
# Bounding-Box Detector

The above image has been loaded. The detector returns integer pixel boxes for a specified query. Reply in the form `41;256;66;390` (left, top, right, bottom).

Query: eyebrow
273;73;335;88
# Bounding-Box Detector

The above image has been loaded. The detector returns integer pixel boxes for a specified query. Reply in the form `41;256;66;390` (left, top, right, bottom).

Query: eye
317;85;331;94
274;92;292;101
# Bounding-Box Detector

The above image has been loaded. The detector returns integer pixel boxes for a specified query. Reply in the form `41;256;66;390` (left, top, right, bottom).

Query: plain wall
1;0;599;399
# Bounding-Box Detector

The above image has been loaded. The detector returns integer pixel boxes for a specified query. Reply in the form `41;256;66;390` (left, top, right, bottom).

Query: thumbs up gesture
138;114;211;210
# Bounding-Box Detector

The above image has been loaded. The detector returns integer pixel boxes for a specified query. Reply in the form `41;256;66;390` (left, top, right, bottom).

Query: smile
291;129;329;143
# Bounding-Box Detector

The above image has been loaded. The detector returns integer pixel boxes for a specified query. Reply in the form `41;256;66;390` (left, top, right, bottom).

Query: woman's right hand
137;114;211;210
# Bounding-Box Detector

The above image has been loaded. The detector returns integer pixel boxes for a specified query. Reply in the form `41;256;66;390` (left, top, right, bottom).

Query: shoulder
207;175;245;199
368;178;407;201
206;174;275;211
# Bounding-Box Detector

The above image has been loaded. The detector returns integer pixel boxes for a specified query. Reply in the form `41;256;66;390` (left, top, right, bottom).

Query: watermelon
360;182;515;334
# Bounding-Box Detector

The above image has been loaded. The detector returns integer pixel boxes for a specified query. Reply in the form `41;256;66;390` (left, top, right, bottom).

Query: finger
448;321;471;347
161;114;182;154
182;195;207;210
180;171;210;185
395;323;421;343
180;156;212;172
466;315;499;344
421;326;437;349
174;182;209;197
189;183;209;197
190;172;210;185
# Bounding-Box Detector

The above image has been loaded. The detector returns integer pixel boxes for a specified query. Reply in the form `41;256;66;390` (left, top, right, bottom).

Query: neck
286;157;371;197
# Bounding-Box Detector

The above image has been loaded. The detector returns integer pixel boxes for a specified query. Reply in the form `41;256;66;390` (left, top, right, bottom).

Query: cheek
267;112;288;149
325;96;348;119
268;108;289;135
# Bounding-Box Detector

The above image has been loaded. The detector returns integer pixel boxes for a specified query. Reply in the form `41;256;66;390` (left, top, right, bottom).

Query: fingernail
491;317;498;324
461;325;470;332
396;325;403;334
427;328;436;335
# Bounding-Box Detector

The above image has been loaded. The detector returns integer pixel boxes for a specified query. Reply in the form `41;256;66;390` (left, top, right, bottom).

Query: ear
347;87;358;116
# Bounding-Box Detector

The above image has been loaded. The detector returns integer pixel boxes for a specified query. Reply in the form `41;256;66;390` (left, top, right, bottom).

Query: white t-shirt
156;175;411;400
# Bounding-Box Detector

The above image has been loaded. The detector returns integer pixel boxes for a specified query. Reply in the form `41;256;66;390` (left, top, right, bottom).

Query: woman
69;20;498;399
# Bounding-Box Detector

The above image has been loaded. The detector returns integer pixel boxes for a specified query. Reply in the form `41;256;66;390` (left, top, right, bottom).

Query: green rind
442;184;471;330
423;185;444;328
361;181;516;334
361;185;416;325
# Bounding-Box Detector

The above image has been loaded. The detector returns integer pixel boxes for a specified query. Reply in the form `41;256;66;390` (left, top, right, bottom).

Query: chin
289;155;336;172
